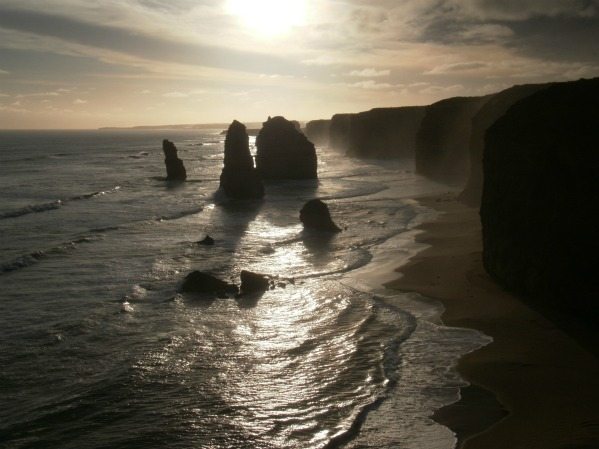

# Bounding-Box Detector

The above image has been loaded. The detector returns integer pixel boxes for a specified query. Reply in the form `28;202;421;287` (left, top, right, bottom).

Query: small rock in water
179;271;238;296
198;235;215;246
300;199;341;232
121;301;134;313
240;270;270;294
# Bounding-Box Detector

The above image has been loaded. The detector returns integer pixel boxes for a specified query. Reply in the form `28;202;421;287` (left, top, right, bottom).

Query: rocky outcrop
219;120;264;199
481;77;599;321
255;116;317;179
346;106;426;159
459;83;551;206
304;120;331;147
162;139;187;181
240;270;271;294
300;199;341;232
415;96;490;185
329;113;354;151
179;271;238;296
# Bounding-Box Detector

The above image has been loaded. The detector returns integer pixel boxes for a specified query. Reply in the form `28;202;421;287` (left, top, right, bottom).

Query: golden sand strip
386;193;599;449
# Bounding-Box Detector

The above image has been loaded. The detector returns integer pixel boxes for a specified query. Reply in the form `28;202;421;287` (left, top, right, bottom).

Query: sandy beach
387;193;599;449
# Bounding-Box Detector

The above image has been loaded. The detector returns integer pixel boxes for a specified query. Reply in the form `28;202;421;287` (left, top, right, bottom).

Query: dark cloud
0;6;304;75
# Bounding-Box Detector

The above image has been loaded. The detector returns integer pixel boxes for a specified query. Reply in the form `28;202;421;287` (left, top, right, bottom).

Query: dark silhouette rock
415;96;490;185
240;270;270;294
219;120;264;199
346;106;426;159
300;199;341;232
459;83;551;206
255;116;317;179
304;119;331;146
179;271;238;295
162;139;187;181
481;77;599;322
329;113;354;151
198;235;215;245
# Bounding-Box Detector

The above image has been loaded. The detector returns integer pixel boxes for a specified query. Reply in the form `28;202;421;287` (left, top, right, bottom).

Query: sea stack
255;116;317;179
220;120;264;199
162;139;187;181
481;77;599;321
300;199;341;232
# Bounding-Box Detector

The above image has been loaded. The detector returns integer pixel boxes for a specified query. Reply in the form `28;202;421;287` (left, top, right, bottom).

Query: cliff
481;77;599;321
219;120;264;199
459;83;551;206
329;113;354;151
304;120;331;147
346;106;426;159
415;96;490;185
255;116;318;179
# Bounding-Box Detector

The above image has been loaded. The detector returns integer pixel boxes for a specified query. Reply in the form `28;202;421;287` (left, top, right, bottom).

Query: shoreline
386;193;599;449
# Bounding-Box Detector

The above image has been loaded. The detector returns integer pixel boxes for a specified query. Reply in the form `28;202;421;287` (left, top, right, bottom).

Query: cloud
425;61;489;74
162;91;188;98
343;80;396;90
0;68;9;74
140;89;151;94
349;68;390;77
73;98;87;104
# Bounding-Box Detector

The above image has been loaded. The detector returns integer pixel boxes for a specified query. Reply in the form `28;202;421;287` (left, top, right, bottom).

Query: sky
0;0;598;129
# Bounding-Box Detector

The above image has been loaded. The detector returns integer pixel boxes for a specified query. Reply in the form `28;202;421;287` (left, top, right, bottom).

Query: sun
226;0;307;37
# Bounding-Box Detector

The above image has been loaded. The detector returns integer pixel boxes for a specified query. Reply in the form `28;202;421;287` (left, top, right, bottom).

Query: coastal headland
387;193;599;449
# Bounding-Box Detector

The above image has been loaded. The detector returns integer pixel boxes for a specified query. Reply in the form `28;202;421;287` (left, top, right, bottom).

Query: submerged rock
481;77;599;321
256;116;317;179
162;139;187;181
220;120;264;199
198;235;215;246
300;199;341;232
179;271;238;296
240;270;270;294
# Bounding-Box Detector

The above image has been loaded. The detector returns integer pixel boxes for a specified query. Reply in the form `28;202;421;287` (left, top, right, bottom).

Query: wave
0;187;121;220
0;236;99;274
155;206;204;222
0;200;63;219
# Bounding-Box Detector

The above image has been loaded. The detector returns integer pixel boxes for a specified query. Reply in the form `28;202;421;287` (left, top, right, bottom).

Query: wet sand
387;193;599;449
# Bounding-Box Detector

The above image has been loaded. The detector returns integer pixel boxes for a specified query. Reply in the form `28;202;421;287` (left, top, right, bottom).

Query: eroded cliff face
255;116;317;179
481;77;599;321
459;83;550;206
346;107;426;159
415;96;490;185
304;120;331;147
329;114;354;151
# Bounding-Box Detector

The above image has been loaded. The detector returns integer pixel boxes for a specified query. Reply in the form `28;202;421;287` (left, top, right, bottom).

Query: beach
387;193;599;448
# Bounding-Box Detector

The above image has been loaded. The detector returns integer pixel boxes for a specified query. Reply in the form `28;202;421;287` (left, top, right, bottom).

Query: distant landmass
98;122;264;131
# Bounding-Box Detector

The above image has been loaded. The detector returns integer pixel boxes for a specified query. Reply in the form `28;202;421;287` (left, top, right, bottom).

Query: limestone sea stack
162;139;187;181
220;120;264;199
481;77;599;321
256;116;317;179
300;199;341;232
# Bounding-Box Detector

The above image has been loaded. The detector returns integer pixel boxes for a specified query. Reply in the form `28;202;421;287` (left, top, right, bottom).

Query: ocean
0;130;490;449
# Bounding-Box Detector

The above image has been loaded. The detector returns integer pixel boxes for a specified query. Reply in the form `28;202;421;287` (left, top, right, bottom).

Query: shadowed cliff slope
416;96;490;185
329;113;354;151
459;83;551;206
304;119;331;147
481;77;599;322
346;106;426;159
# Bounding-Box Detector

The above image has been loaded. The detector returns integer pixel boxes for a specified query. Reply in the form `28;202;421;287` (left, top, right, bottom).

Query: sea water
0;130;490;449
